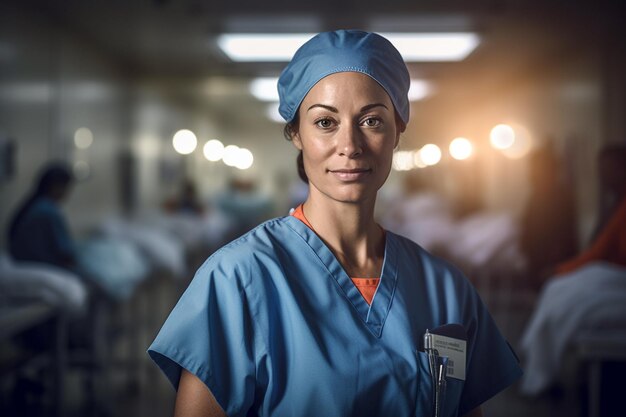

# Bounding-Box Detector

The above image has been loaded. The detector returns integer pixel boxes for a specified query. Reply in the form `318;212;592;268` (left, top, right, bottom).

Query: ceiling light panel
217;34;315;62
250;77;279;101
218;32;479;63
381;33;480;62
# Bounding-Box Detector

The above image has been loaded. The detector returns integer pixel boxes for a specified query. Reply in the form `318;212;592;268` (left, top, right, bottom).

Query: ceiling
29;0;617;78
13;1;623;132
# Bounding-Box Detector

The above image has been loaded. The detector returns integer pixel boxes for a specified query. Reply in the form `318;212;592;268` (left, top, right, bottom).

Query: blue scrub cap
277;30;411;125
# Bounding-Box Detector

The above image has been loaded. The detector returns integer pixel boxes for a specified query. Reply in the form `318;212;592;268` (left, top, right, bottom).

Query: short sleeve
458;282;522;414
148;255;257;417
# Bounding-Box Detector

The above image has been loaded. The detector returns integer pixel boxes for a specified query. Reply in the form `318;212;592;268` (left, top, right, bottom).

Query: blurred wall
0;4;131;247
129;79;300;217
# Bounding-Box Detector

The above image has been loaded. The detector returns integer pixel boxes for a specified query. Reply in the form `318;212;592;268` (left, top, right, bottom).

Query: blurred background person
554;144;626;275
162;178;205;216
7;162;76;270
519;144;578;289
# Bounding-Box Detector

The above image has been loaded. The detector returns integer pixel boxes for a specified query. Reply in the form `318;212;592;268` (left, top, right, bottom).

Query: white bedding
0;253;88;314
520;262;626;395
99;217;187;278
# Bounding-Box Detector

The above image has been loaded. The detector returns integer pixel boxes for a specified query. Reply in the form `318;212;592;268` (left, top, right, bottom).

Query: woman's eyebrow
307;104;338;113
307;103;389;113
360;103;388;112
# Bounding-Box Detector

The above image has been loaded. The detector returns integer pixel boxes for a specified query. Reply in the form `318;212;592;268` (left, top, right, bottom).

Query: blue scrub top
9;197;75;268
149;216;521;417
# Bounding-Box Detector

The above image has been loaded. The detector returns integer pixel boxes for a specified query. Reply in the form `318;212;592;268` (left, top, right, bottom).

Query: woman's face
292;72;402;205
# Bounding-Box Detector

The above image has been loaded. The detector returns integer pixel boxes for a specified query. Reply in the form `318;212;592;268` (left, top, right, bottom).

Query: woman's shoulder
195;216;295;279
217;215;293;251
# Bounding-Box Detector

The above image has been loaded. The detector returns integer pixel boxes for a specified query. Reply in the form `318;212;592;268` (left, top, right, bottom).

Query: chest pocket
415;351;465;417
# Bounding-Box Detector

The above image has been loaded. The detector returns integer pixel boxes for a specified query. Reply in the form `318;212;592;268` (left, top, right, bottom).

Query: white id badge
431;334;466;381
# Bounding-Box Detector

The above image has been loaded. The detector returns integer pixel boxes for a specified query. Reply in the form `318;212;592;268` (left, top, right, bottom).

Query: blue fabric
148;216;522;417
277;30;411;124
9;197;75;268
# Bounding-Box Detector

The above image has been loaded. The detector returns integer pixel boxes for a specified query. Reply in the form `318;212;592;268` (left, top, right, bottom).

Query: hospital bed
520;262;626;413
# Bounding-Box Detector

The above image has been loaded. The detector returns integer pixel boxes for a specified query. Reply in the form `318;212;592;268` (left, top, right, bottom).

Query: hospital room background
1;1;625;416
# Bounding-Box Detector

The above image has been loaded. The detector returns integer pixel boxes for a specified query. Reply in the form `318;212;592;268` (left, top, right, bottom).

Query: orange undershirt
291;205;380;305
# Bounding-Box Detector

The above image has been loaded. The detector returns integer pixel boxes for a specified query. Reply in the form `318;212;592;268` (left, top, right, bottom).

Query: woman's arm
174;369;227;417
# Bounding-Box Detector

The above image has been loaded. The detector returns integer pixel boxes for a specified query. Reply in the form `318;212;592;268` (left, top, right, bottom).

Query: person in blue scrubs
149;30;522;417
8;162;76;269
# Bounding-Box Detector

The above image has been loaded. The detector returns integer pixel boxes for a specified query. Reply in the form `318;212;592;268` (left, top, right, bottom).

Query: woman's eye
315;119;333;128
363;117;381;127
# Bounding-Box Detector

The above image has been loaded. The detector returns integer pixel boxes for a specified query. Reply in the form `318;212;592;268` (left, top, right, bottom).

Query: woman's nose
337;125;363;158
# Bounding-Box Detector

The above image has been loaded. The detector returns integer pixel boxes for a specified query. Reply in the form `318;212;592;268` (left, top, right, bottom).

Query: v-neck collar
284;215;399;338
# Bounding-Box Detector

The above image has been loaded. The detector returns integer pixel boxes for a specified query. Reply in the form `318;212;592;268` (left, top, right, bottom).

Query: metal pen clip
423;330;446;417
435;363;447;417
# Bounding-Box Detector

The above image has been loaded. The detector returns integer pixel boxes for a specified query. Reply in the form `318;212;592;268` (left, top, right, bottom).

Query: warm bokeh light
392;151;415;171
222;145;241;167
449;137;473;160
420;144;442;166
203;139;225;162
74;127;94;149
236;148;254;170
501;125;533;159
413;150;427;168
220;145;254;170
490;124;515;150
172;129;197;155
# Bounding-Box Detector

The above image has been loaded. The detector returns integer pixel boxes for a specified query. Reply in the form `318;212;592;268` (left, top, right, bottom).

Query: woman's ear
394;120;405;149
292;131;303;151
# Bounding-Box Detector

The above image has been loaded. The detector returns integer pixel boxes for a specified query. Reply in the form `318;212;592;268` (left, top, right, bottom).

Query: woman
8;162;76;269
149;30;521;417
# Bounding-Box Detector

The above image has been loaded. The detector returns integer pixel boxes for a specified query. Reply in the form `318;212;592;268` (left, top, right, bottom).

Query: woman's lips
328;168;372;181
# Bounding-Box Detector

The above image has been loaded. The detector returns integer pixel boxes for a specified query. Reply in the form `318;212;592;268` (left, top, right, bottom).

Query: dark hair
283;114;309;183
34;163;73;196
8;162;74;243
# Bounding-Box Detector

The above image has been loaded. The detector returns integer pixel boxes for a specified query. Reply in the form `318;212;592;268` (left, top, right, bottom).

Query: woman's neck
302;195;385;278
